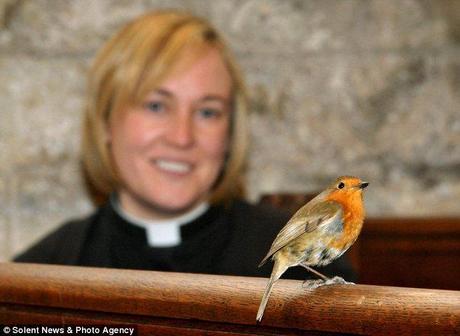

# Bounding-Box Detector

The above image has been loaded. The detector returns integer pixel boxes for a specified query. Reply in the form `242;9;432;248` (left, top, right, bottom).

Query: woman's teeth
155;159;191;174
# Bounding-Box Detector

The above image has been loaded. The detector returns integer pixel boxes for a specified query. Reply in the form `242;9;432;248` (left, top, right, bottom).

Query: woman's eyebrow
200;95;230;104
151;89;229;105
152;88;173;97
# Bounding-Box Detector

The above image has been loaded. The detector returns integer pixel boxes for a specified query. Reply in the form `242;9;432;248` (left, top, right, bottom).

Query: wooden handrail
1;263;459;335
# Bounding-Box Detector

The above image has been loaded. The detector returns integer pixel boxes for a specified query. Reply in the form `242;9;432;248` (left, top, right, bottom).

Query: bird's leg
300;263;354;289
300;263;329;290
300;263;329;281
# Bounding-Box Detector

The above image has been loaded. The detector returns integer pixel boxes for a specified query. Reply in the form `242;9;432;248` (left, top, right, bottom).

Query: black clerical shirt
14;200;356;281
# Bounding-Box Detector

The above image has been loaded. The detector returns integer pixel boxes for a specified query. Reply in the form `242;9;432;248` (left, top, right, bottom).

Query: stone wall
1;0;459;261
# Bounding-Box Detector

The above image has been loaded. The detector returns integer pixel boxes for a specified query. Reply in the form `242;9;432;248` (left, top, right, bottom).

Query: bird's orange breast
326;191;365;250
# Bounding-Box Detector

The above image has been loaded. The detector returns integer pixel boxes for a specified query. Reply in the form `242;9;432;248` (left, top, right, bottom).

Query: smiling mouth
154;159;192;174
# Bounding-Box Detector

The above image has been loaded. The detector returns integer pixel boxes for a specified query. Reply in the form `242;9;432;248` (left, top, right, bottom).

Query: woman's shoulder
225;199;291;251
230;199;290;228
214;199;291;277
13;208;103;264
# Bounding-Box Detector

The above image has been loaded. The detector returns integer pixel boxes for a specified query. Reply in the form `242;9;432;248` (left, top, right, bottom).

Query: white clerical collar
111;195;209;248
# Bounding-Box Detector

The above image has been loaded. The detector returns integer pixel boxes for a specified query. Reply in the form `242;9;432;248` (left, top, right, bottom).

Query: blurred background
0;0;459;262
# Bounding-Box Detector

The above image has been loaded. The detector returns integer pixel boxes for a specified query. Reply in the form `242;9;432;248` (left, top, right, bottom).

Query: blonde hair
81;10;248;205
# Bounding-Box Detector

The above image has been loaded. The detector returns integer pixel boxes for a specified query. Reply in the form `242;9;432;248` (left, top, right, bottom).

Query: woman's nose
164;112;195;148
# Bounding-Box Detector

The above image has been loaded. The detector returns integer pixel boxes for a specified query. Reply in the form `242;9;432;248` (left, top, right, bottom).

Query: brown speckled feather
259;200;343;266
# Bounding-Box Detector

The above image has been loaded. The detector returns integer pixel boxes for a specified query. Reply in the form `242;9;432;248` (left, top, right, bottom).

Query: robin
256;176;368;322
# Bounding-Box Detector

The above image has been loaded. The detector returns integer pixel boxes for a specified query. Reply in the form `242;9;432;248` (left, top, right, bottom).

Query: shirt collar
110;194;209;247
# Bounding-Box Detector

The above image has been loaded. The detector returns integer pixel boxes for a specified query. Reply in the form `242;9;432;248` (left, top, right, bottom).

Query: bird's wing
258;201;343;266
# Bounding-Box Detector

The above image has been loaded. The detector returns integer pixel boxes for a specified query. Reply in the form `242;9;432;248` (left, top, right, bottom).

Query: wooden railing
1;263;459;335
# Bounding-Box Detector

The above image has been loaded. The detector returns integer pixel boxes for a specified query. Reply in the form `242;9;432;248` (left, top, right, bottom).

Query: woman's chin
142;196;206;218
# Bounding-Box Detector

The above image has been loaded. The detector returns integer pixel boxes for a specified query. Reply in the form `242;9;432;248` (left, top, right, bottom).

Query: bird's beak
359;181;369;189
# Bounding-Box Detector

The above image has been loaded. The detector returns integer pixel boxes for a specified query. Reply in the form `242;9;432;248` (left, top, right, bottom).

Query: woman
15;10;354;280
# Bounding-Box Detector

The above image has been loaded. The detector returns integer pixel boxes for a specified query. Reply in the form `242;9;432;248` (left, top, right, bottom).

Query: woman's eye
198;108;221;119
144;101;165;113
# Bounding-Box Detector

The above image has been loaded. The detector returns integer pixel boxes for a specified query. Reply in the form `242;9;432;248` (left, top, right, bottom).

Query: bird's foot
302;279;326;290
325;276;355;285
302;276;354;290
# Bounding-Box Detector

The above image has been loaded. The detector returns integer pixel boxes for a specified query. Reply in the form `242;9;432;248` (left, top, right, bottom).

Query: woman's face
108;47;232;219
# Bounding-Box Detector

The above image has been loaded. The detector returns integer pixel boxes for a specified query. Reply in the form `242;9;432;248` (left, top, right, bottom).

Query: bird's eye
337;182;345;189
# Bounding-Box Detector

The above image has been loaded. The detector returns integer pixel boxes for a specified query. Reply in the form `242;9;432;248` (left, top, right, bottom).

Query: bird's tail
256;260;287;322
